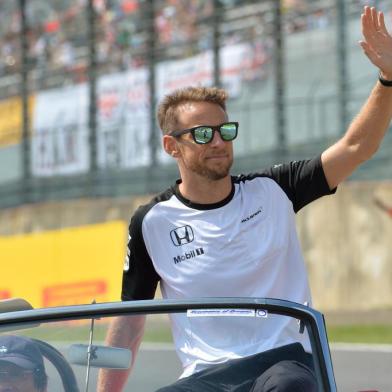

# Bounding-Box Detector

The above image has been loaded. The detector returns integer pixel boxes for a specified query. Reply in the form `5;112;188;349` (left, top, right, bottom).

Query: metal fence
0;0;391;209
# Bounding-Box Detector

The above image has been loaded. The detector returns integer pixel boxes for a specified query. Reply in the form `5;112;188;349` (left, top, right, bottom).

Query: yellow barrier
0;96;35;146
0;221;127;308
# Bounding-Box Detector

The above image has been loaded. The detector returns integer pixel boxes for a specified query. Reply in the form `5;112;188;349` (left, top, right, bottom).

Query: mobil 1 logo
170;225;204;264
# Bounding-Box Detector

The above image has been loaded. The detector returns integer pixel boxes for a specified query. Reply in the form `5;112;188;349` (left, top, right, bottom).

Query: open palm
360;6;392;78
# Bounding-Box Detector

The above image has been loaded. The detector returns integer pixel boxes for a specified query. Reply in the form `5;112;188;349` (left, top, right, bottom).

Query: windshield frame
0;297;337;391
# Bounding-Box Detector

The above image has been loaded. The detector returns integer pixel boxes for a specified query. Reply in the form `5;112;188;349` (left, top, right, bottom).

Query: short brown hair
157;86;228;134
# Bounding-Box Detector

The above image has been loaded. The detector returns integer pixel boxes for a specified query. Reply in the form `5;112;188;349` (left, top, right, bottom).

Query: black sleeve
259;155;336;213
121;206;161;301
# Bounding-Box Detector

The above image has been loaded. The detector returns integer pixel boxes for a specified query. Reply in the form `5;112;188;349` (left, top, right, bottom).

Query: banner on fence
30;42;267;175
31;84;89;176
97;69;151;169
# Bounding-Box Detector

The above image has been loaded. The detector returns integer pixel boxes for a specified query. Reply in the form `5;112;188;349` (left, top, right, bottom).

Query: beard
186;156;233;181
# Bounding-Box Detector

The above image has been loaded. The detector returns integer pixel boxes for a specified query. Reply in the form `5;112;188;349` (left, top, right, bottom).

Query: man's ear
163;134;180;158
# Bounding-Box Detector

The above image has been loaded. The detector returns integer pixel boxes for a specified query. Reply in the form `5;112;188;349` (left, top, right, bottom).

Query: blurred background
0;0;391;314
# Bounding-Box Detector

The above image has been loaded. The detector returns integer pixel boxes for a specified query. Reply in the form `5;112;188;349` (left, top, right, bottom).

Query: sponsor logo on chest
241;206;263;223
173;247;204;264
170;224;205;264
170;225;194;246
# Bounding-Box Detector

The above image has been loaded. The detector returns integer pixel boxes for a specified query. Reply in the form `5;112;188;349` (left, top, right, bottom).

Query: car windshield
0;298;335;392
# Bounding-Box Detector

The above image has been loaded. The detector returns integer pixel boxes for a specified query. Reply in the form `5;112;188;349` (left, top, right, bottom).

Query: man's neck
178;175;232;205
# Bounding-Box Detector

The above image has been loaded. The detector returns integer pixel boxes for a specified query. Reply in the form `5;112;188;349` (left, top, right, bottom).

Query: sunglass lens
193;126;213;144
220;123;237;141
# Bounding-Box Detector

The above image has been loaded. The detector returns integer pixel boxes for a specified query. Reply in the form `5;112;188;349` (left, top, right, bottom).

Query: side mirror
0;298;34;313
0;298;39;332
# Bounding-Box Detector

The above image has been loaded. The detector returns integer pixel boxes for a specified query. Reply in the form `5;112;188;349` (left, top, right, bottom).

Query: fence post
145;0;158;184
19;0;31;203
336;0;349;133
88;0;98;191
147;0;157;169
273;0;286;151
213;0;222;87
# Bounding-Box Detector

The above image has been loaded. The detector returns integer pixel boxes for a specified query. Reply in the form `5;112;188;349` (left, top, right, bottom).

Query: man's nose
210;130;225;146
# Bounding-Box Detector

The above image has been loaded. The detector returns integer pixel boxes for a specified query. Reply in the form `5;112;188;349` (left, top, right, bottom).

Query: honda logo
170;225;194;246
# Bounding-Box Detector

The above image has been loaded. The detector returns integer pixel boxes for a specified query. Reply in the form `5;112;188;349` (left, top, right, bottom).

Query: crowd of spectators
0;0;390;97
283;0;391;33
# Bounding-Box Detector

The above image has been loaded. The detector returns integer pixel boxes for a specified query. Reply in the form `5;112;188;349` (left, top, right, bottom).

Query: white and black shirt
122;156;335;377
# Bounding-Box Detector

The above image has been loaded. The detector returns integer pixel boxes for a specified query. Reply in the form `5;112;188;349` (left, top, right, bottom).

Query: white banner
122;68;151;168
156;51;214;101
221;44;253;97
97;73;127;169
156;43;267;100
97;69;151;169
32;84;89;177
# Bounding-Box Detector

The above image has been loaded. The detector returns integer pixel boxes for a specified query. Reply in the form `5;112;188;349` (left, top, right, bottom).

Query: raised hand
360;6;392;79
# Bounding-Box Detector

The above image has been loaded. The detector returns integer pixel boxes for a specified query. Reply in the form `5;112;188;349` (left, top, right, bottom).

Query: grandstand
0;0;391;209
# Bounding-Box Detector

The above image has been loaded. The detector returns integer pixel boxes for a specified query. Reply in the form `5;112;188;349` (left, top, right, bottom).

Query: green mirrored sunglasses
169;122;238;144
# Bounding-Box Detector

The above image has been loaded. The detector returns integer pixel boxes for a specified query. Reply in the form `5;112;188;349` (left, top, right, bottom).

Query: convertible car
0;297;374;391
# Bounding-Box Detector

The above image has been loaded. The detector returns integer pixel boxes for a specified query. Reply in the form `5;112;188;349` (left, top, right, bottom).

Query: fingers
371;6;379;31
378;11;389;35
361;6;389;46
361;7;374;43
362;6;384;32
360;6;392;73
